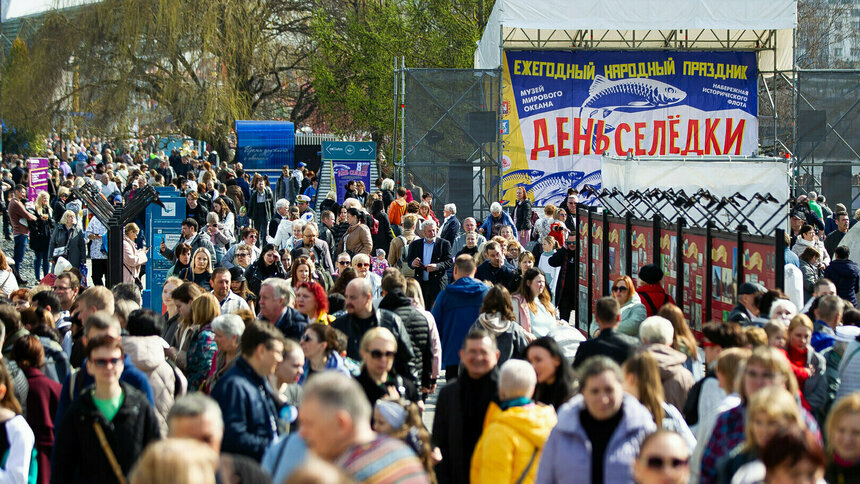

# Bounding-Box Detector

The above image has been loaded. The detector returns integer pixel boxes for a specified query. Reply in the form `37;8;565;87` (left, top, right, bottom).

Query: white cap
834;325;860;343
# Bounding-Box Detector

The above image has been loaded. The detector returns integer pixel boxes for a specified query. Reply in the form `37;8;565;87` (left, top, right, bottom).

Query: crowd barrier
572;186;787;333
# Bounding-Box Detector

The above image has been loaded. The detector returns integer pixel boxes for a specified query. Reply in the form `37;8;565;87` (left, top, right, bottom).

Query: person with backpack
636;264;676;317
387;214;419;277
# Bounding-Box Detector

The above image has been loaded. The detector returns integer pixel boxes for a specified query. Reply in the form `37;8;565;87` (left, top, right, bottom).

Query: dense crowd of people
0;140;857;484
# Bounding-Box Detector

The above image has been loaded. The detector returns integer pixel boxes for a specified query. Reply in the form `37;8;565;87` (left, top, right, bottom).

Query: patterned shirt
335;436;429;484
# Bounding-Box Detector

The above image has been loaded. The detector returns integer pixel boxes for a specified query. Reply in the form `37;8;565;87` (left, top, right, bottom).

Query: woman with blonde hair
129;438;218;484
717;386;805;484
185;293;220;390
31;192;53;282
623;351;696;450
168;282;205;370
537;235;560;296
122;223;148;288
658;303;702;379
512;268;558;338
700;346;820;484
179;248;213;290
598;275;647;337
825;392;860;481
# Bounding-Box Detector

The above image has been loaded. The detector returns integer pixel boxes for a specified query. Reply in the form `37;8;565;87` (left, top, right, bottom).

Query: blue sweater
431;277;490;366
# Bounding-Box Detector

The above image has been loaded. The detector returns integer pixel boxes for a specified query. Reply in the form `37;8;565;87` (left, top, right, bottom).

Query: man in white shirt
210;268;249;314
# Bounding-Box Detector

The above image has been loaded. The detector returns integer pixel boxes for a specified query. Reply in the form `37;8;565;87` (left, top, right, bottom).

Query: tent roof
475;0;797;71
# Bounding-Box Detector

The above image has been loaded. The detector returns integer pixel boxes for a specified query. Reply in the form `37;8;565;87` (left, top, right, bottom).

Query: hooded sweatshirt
432;277;490;366
471;401;558;484
470;312;530;366
122;335;188;435
639;344;695;411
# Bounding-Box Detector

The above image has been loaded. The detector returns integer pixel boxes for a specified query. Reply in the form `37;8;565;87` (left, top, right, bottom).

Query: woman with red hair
295;281;334;325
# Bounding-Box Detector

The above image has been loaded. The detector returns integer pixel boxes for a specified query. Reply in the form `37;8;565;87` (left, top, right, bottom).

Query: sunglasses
91;357;122;368
565;241;576;245
612;286;628;292
237;253;250;257
369;350;396;360
355;263;369;268
301;334;316;343
248;235;258;239
645;456;689;470
338;261;350;265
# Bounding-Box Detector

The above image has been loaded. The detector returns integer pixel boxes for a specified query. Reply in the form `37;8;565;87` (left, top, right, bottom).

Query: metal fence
396;68;502;221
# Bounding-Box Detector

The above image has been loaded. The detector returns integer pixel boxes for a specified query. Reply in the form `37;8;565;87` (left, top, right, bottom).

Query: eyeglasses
91;357;122;368
247;235;258;239
301;334;315;343
354;263;368;268
369;350;396;360
612;286;628;292
565;240;576;245
645;456;689;470
338;261;350;266
237;253;250;258
54;285;72;291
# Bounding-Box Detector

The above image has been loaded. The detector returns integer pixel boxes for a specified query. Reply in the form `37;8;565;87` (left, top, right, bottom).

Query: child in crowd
372;249;389;277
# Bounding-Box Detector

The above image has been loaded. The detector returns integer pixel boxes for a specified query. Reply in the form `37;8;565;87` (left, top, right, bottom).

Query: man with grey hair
406;218;453;310
452;216;486;255
439;203;461;246
258;278;308;341
269;198;290;238
637;315;694;410
332;278;418;382
298;372;428;481
470;359;556;483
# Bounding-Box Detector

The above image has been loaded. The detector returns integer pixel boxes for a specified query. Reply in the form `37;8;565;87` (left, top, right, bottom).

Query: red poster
607;219;626;277
742;238;777;290
630;222;654;283
710;236;739;322
658;228;679;310
682;231;708;331
590;221;604;312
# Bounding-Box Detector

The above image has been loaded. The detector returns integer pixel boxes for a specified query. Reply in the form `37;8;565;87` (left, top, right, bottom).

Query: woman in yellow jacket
471;359;558;484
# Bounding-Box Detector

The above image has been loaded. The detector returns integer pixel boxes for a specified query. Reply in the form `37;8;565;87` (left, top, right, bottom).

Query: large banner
27;158;49;202
331;161;372;205
501;50;758;206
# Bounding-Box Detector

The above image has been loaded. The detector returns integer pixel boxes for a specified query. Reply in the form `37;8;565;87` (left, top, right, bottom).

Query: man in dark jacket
332;278;417;383
573;297;639;368
211;322;285;461
185;191;209;228
549;233;578;322
378;270;433;394
432;329;499;484
159;218;216;262
258;278;309;341
439;204;461;246
824;245;860;308
52;334;161;483
406;219;454;311
275;165;290;201
727;282;766;323
291;223;335;275
825;211;851;258
474;241;517;292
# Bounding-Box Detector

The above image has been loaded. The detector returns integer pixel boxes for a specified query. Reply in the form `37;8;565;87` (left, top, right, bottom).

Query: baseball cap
297;162;306;168
834;325;860;343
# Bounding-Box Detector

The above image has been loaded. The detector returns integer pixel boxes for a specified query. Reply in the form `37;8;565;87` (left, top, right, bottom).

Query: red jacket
637;283;675;316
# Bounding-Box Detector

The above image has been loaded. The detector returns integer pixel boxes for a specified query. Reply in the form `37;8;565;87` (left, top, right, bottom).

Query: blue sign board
322;141;376;161
332;161;373;205
145;186;187;313
235;121;295;170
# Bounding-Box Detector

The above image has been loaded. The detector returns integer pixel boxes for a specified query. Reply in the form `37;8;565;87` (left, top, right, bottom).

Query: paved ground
2;235;38;285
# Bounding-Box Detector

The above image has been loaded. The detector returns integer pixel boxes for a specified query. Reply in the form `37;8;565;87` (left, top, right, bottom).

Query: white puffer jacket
122;335;187;436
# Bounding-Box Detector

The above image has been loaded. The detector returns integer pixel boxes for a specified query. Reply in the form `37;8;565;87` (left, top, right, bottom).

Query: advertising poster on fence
331;161;371;205
500;50;758;206
659;230;679;307
711;237;739;321
742;238;777;289
27;158;49;202
607;219;626;276
682;231;708;331
630;222;654;282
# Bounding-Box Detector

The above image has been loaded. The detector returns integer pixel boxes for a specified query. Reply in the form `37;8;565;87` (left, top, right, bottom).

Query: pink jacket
122;236;147;284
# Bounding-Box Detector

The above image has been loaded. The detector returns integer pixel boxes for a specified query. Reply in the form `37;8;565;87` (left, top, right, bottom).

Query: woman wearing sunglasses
355;327;419;407
298;323;350;384
606;275;647;338
632;430;692;484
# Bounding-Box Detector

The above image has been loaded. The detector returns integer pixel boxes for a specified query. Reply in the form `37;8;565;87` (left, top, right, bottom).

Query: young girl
538;236;560;301
372;398;436;482
764;321;787;348
372;249;389;277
